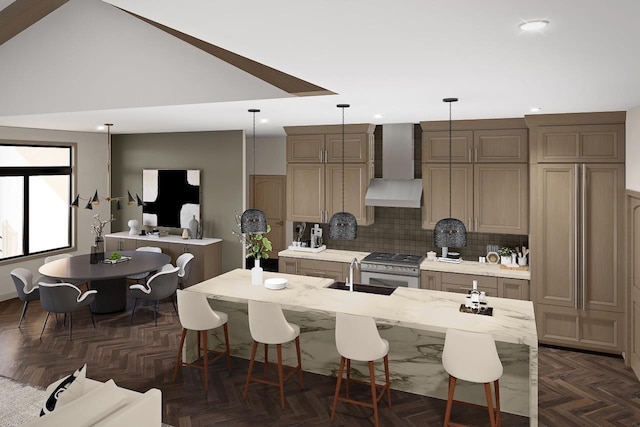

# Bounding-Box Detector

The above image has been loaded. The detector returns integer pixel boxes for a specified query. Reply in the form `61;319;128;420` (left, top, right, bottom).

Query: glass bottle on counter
470;280;480;306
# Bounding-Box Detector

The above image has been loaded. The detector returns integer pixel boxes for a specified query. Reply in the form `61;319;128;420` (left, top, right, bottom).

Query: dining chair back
176;253;195;289
38;282;97;340
129;264;179;326
10;268;45;328
127;246;163;282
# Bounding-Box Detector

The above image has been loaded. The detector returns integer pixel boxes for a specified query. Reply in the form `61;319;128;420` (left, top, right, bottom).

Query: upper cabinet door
474;129;528;163
536;124;624;163
422;131;474;163
287;134;325;162
422;163;473;230
325;133;369;163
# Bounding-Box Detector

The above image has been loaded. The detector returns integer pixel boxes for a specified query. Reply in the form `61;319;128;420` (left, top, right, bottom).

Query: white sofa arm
93;388;162;427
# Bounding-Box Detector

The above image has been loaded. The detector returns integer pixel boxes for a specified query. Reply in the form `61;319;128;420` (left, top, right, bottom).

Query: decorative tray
459;304;493;316
102;256;132;264
499;264;529;271
287;245;326;253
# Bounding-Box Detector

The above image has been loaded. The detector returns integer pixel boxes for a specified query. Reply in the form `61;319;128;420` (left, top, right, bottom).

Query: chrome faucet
347;258;360;292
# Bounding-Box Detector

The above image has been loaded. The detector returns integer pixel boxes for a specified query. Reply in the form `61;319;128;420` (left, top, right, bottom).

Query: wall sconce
71;190;143;210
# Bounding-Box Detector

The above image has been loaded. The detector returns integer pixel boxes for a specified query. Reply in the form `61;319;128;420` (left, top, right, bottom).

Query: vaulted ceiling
0;0;639;136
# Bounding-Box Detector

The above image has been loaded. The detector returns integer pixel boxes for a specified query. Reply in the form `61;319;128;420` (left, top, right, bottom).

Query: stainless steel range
360;252;425;289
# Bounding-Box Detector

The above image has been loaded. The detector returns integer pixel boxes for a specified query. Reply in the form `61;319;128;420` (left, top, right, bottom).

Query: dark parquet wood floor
0;295;639;426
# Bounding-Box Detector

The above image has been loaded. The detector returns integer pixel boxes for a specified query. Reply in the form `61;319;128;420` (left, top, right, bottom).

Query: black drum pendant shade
328;104;357;240
434;98;467;249
241;109;267;234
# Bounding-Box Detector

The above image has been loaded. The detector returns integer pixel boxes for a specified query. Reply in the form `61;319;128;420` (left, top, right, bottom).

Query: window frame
0;141;74;262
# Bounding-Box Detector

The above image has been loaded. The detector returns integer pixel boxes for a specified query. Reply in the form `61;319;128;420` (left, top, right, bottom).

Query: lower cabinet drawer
441;273;497;296
535;304;624;353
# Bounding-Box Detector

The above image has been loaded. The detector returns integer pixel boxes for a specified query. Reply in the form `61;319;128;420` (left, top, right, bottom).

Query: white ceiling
0;0;639;137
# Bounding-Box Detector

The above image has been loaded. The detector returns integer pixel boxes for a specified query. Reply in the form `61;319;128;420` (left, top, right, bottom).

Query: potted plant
498;247;514;265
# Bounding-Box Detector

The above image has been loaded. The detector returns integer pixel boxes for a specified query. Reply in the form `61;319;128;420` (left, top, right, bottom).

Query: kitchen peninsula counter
278;248;369;263
187;269;537;424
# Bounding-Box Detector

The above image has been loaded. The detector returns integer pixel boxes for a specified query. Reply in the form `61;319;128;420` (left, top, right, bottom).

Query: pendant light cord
341;105;345;212
448;101;452;218
248;109;260;210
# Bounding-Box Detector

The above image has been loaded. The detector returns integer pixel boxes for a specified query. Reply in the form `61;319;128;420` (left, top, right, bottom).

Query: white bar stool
242;300;303;409
330;312;391;427
442;328;503;427
173;289;231;390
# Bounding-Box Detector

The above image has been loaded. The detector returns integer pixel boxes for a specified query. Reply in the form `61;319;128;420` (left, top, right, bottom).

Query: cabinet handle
475;148;478;163
574;164;579;310
581;164;587;310
325;150;328;163
474;217;478;231
468;148;472;163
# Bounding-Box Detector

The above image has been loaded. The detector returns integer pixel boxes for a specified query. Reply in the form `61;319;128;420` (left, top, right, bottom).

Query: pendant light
328;104;357;240
240;108;268;234
434;98;467;254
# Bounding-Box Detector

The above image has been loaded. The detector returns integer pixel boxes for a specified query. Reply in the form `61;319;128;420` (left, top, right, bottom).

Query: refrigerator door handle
581;165;587;310
574;164;579;310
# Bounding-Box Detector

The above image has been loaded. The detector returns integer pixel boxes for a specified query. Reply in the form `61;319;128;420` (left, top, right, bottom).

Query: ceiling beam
115;6;335;97
0;0;68;46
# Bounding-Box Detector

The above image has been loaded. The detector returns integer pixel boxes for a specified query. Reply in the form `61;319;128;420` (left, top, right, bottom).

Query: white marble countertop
279;248;530;280
420;259;531;280
106;231;222;246
278;249;370;263
188;268;538;347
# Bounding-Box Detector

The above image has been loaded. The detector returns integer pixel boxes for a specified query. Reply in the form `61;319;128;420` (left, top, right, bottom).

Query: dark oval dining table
39;251;171;313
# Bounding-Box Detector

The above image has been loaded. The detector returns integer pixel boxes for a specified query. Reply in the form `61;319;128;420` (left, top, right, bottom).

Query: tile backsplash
293;207;528;261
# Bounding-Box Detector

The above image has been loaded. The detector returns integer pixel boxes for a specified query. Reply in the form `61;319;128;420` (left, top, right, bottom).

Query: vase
181;228;189;239
189;215;199;239
251;257;263;286
91;237;104;263
500;255;511;265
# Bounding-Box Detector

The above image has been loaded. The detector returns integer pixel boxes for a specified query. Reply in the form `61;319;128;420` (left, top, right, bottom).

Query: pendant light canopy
240;108;268;234
434;98;467;249
328;104;357;240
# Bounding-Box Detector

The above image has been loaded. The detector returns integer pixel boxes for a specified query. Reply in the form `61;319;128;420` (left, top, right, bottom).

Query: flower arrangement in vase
498;246;514;265
90;213;114;263
233;214;272;284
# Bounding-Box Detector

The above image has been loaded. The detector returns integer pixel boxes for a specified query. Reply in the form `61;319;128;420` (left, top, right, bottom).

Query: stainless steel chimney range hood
365;123;422;208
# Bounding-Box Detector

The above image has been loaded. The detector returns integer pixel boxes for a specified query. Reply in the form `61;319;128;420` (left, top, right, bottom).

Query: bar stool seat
442;328;503;427
330;312;391;427
173;289;231;390
242;300;303;409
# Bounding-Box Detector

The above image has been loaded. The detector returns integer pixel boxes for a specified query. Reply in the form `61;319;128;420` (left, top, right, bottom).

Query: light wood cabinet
422;162;528;234
534;124;624;163
532;163;625;352
422;127;527;164
420;271;441;290
421;122;529;234
440;273;498;297
278;257;353;282
498;278;529;301
420;270;529;300
104;233;222;287
287;132;372;163
285;124;375;225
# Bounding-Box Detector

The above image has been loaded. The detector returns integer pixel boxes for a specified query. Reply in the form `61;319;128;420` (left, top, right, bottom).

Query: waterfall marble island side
186;269;538;425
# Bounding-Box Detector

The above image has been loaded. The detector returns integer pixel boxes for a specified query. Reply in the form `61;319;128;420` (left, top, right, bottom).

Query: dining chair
129;263;179;326
442;328;503;427
10;268;51;328
38;282;97;340
176;252;195;289
127;246;163;284
330;312;391;427
243;300;303;409
173;289;231;390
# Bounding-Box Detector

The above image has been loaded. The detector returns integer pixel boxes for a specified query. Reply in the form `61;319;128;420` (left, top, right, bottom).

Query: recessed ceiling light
96;125;105;131
520;20;549;31
373;114;383;119
260;118;269;123
530;107;542;112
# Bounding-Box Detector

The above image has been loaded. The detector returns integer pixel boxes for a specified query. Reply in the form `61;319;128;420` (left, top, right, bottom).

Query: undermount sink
326;281;396;296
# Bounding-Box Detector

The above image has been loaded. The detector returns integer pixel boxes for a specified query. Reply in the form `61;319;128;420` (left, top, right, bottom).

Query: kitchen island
186;269;537;424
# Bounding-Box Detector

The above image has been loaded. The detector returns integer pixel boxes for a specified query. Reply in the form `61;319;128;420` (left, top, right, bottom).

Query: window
0;144;73;260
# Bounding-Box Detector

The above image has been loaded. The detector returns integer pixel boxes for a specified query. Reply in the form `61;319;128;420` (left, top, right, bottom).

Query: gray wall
0;126;109;301
111;130;245;272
